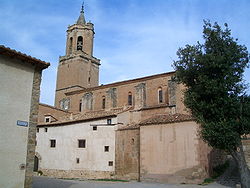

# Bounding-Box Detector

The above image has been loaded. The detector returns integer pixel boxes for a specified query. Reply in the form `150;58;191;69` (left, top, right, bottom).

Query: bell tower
55;5;100;109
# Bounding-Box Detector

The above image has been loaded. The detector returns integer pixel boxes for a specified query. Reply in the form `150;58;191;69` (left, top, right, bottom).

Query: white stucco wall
36;118;116;172
0;56;34;188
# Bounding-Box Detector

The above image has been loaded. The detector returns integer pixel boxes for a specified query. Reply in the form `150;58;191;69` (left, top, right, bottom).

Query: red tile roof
37;107;131;127
117;113;194;130
139;113;194;126
118;123;140;131
39;103;70;113
0;45;50;69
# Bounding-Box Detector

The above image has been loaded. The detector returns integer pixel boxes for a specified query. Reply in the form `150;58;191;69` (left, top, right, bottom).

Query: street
33;176;231;188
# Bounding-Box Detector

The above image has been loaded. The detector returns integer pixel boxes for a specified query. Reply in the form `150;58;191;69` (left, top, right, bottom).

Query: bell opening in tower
77;36;83;51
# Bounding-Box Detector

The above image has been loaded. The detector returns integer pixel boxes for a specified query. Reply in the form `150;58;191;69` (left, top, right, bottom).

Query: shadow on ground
216;158;240;188
33;176;76;188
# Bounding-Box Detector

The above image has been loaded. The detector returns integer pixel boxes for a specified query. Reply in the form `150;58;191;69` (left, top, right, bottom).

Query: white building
0;45;49;188
36;112;118;179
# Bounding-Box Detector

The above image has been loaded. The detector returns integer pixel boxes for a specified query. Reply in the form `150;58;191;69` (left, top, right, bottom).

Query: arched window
59;98;70;110
158;87;163;103
69;37;73;54
77;36;83;51
128;92;132;105
102;96;106;109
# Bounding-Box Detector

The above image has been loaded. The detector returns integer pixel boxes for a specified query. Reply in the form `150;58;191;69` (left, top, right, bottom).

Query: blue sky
1;0;250;105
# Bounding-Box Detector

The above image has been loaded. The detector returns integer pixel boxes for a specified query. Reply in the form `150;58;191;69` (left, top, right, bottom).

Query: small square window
45;117;50;123
108;161;113;166
37;128;39;133
44;128;48;132
104;146;109;152
78;139;86;148
50;140;56;148
107;119;112;125
76;158;80;164
93;126;97;131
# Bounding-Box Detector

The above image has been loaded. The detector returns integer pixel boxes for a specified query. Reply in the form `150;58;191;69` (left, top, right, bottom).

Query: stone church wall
140;121;208;184
66;72;179;115
115;129;140;180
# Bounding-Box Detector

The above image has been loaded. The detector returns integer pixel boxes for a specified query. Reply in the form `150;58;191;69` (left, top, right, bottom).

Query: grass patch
201;178;214;185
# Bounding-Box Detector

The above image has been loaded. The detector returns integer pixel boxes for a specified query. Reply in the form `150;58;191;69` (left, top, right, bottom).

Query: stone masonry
24;68;42;188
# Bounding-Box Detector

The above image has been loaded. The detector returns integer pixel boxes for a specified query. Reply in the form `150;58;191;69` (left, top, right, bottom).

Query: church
36;6;224;184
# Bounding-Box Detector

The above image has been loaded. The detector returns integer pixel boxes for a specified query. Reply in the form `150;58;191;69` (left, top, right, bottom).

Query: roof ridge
39;103;70;113
65;71;176;95
0;45;50;68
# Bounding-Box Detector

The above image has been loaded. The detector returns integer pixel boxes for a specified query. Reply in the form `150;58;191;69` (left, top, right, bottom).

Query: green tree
173;21;250;187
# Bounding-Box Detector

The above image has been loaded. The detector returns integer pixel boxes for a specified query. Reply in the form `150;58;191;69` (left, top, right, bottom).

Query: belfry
55;5;100;109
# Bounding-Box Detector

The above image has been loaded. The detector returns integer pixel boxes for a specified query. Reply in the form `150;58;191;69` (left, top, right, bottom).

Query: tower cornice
59;53;100;66
67;24;94;34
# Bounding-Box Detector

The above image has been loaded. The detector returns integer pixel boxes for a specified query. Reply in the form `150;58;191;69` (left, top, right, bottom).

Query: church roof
76;5;86;25
117;113;194;131
65;71;176;96
139;113;194;126
0;45;50;69
39;103;70;113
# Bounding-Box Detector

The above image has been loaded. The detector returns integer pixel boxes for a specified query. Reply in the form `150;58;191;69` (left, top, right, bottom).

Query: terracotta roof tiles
0;45;50;69
139;113;194;126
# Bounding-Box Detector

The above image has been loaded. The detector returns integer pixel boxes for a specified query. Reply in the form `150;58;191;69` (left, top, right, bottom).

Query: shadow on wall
208;149;227;176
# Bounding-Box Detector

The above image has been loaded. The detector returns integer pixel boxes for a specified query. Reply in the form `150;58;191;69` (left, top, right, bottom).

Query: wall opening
69;37;73;54
77;36;83;51
33;156;39;172
108;161;113;166
79;100;82;112
107;119;112;125
76;158;80;164
104;146;109;152
128;92;133;105
50;140;56;148
78;139;86;148
102;96;106;109
158;87;163;103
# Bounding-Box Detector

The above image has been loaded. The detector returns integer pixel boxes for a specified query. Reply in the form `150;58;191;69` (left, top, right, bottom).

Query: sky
1;0;250;105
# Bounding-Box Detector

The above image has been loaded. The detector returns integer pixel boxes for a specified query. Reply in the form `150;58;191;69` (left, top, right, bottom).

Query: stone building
36;7;223;184
0;45;49;188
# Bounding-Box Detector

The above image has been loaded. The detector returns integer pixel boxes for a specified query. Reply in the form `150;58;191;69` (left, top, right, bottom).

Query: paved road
33;176;231;188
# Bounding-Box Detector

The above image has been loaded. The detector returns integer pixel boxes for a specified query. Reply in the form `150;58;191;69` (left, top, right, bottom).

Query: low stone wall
140;165;207;184
242;139;250;168
39;169;114;179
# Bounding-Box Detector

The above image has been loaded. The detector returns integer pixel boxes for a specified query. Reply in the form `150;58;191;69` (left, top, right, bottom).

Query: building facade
36;7;225;184
36;115;117;179
0;45;49;188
